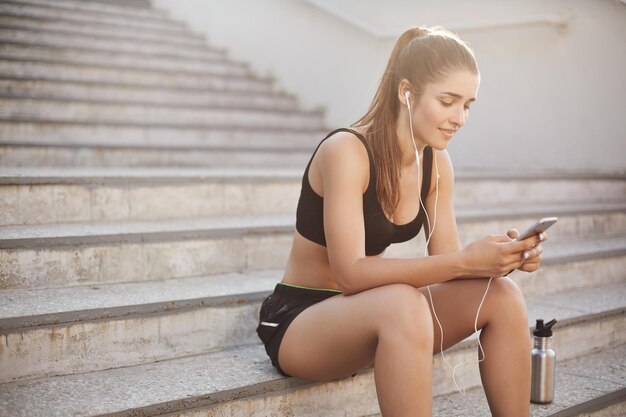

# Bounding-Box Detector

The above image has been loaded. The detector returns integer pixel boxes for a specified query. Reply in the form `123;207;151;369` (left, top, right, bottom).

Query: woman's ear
397;79;412;108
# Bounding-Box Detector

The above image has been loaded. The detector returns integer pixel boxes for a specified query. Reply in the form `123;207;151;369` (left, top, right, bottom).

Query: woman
256;26;545;417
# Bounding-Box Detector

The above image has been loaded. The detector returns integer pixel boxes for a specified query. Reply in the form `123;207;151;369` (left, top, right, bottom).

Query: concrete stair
0;0;192;33
0;168;624;224
0;60;273;91
0;98;324;129
0;137;317;167
1;258;625;383
0;78;296;108
0;27;224;60
0;0;325;168
0;0;624;415
1;210;624;289
0;43;248;76
0;292;624;415
0;12;208;47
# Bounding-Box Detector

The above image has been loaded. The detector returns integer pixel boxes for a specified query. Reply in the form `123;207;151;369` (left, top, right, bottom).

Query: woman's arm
319;133;535;295
424;150;545;278
422;150;462;256
422;150;485;280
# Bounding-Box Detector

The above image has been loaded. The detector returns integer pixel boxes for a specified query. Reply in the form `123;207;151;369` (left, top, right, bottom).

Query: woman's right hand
459;233;542;278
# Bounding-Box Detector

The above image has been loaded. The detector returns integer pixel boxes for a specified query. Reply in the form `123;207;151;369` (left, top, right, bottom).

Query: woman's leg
418;277;531;417
279;283;435;417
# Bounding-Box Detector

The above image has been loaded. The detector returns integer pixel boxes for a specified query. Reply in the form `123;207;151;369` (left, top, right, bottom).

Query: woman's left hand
506;228;546;273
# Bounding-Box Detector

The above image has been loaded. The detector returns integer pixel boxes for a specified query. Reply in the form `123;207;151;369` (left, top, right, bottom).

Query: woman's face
410;70;480;150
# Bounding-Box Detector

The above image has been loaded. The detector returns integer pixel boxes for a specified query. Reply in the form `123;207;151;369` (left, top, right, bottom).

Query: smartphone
514;217;559;241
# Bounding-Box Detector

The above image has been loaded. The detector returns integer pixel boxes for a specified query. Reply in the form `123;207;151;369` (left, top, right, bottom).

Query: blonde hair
353;26;478;218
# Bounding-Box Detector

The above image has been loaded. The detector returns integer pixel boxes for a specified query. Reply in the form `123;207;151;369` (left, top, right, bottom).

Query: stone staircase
0;1;624;416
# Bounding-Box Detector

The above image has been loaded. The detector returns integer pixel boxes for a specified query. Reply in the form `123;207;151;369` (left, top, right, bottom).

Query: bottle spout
534;318;557;337
545;319;557;331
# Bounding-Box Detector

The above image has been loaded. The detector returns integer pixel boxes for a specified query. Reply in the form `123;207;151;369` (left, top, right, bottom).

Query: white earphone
404;88;492;396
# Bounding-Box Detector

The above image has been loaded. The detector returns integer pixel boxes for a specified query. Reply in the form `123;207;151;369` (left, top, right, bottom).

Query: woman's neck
396;114;426;167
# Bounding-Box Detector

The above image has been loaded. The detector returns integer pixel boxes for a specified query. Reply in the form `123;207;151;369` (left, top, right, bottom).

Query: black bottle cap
534;319;557;337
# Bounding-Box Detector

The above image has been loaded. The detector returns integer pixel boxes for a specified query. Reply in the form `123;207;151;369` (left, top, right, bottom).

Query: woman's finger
524;245;543;260
507;228;520;239
519;259;541;272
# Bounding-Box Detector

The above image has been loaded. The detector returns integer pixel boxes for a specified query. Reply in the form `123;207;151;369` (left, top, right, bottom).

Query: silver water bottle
531;319;557;404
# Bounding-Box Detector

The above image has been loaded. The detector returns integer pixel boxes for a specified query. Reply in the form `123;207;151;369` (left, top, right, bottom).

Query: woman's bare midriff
281;231;382;291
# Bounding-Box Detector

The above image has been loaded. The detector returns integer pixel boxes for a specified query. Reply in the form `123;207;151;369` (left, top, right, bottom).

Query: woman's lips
439;128;455;139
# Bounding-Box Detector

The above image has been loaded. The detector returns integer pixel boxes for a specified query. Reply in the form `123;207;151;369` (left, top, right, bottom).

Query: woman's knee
372;284;434;344
489;277;528;322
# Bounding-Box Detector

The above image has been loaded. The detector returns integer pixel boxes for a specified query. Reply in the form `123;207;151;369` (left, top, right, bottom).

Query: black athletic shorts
256;282;342;376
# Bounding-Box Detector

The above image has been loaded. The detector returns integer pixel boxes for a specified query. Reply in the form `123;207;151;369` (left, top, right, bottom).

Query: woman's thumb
507;228;520;240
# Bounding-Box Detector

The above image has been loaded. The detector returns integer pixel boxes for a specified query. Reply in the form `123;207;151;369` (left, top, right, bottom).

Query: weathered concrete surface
0;98;324;130
1;335;623;417
0;270;623;383
0;179;301;225
0;28;222;61
1;219;624;290
0;60;270;90
0;143;314;168
0;14;207;48
0;77;295;107
430;344;626;417
1;172;625;228
1;169;624;224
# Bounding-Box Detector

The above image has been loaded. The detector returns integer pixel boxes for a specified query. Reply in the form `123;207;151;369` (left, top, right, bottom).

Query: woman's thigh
278;283;433;381
419;277;528;354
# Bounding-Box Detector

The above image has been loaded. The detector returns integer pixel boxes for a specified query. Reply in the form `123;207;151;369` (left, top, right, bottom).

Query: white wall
152;0;626;172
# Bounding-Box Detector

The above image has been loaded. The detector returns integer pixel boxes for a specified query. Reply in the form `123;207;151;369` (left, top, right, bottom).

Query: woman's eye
441;101;471;111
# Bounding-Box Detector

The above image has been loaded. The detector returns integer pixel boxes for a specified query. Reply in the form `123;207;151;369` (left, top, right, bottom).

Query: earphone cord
407;96;492;396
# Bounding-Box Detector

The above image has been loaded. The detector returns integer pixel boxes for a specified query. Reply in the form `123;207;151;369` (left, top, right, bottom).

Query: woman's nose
451;106;466;128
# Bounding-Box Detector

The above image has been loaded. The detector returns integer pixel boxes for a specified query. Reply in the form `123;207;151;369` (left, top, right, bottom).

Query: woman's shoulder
314;128;371;191
319;128;368;157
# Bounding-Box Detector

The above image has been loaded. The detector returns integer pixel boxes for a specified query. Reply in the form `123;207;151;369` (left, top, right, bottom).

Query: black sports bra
295;128;432;256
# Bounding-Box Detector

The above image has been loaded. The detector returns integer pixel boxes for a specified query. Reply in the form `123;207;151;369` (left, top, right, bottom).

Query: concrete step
0;210;624;289
0;258;623;382
0;292;623;415
369;347;626;417
454;170;626;209
0;140;315;168
0;77;296;110
0;167;624;225
0;167;303;225
0;59;270;91
0;79;298;111
0;121;322;149
416;201;619;246
433;382;625;417
216;344;626;417
0;43;251;77
0;97;324;130
7;0;170;19
0;271;276;383
0;78;296;110
0;27;223;61
0;215;296;289
0;12;208;49
0;122;323;168
0;0;190;34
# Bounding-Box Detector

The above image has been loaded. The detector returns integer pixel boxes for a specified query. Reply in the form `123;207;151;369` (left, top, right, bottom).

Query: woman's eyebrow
441;92;477;102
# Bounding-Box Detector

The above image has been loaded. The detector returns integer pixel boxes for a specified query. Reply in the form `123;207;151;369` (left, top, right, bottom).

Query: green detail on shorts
279;282;342;293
